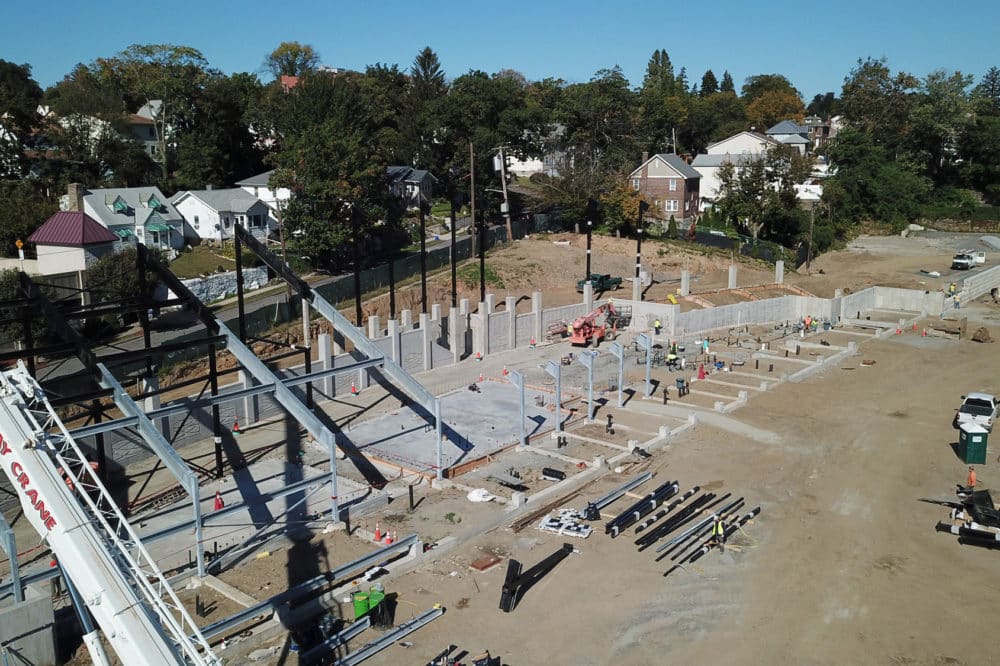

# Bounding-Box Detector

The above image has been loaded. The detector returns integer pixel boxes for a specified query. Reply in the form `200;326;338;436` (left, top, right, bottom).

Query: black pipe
353;208;363;326
667;499;745;562
235;233;247;342
136;244;153;375
635;492;717;549
634;486;700;534
208;343;223;478
607;482;679;537
388;253;396;320
450;199;457;308
585;219;592;280
684;507;761;567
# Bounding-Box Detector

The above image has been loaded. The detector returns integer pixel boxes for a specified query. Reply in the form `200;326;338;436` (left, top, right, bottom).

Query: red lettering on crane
4;455;58;532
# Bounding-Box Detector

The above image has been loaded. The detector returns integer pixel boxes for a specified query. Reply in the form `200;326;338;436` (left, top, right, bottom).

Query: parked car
576;273;622;293
955;393;999;432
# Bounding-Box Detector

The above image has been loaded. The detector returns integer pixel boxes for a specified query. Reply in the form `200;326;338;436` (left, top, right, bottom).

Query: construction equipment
0;362;218;665
567;301;632;347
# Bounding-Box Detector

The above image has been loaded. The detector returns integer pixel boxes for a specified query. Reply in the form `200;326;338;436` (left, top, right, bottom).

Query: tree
264;42;320;79
806;92;838;118
746;89;805;129
411;47;446;101
641;49;676;98
741;74;799;103
559;67;638;172
86;246;163;325
839;57;917;150
720;71;735;94
700;70;718;97
0;180;56;257
906;69;973;182
0;60;43;136
973;66;1000;112
960;114;1000;203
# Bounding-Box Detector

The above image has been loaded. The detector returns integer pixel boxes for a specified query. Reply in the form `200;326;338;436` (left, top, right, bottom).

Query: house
236;170;291;216
802;115;838;149
766;120;810;155
627;153;701;224
279;75;300;93
61;183;185;252
690;153;760;209
706;131;778;156
386;166;436;207
28;210;119;275
172;188;274;243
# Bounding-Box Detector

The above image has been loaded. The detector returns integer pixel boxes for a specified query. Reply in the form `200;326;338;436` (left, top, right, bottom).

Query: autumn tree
746;89;805;129
265;42;320;78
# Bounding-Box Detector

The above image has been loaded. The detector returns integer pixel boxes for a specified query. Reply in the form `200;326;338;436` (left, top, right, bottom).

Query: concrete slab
342;380;564;475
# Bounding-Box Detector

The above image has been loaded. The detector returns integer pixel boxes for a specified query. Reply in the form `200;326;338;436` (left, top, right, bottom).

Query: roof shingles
29;211;119;246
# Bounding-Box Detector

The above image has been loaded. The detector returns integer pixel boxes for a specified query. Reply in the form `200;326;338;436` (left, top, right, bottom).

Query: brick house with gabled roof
627;153;701;225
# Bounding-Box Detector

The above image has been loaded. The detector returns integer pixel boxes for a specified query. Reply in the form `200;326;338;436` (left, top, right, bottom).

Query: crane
0;362;218;666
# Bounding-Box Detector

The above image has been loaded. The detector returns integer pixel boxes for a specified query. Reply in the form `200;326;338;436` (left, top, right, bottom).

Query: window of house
150;231;160;245
632;178;640;190
193;215;200;228
224;217;231;228
250;214;263;228
685;200;690;211
669;179;677;191
665;200;679;212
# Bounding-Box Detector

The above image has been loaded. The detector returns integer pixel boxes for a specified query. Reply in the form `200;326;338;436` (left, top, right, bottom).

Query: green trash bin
368;583;385;609
959;422;989;465
351;591;370;619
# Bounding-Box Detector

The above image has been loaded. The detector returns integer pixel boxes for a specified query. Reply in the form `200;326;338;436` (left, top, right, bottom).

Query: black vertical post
635;202;646;280
136;245;153;376
585;220;592;280
450;199;457;308
479;219;486;303
92;400;107;484
353;209;363;326
208;343;223;478
235;233;247;342
419;204;428;314
303;347;313;408
388;253;396;320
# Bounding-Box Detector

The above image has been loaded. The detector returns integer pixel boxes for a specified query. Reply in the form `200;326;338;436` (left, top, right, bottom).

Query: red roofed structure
29;211;119;246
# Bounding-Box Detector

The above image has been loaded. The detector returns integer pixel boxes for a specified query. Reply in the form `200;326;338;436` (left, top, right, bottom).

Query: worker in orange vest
965;466;977;493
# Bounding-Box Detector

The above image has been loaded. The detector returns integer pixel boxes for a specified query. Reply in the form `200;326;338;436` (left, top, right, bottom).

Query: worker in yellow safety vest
566;323;573;337
654;319;662;335
713;515;726;552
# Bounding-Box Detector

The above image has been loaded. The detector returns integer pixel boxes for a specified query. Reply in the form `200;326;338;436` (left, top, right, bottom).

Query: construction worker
654;319;662;335
566;322;573;338
949;282;958;296
965;466;977;493
713;515;726;553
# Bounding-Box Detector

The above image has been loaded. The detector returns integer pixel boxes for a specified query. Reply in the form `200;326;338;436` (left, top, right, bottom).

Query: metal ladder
2;364;217;665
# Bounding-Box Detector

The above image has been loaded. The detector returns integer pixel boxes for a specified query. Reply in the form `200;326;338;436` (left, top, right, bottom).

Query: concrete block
532;291;544;344
368;315;381;339
506;296;517;350
420;313;432;371
511;491;527;508
659;425;669;437
449;306;462;363
632;280;641;302
239;370;259;425
0;584;55;666
431;477;452;490
401;309;413;330
485;294;496;314
387;319;401;363
592;455;606;468
583;282;594;311
728;264;738;289
680;270;690;296
318;333;333;396
775;260;784;284
431;303;442;321
460;298;470;316
687;413;698;426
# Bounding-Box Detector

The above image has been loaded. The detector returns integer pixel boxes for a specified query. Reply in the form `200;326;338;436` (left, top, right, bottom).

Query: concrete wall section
515;313;535;347
840;287;878;320
0;586;56;666
958;265;1000;303
874;286;944;314
488;311;511;353
541;303;589;332
399;329;424;374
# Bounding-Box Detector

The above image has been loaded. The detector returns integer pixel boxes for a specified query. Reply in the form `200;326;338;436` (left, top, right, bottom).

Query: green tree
0;181;57;257
700;70;718;97
959;115;1000;203
973;66;1000;112
720;71;735;94
906;69;973;182
741;74;800;103
0;60;43;136
86;246;163;325
839;57;917;151
264;42;320;78
559;67;638;171
806;92;838;118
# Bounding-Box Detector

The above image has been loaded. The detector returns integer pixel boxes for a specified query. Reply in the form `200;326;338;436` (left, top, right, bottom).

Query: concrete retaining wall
958;265;1000;304
874;286;944;314
177;266;269;303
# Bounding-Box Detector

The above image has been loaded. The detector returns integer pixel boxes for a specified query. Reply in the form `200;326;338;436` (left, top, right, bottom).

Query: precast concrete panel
515;313;535;347
399;330;424;374
489;313;511;352
874;286;946;313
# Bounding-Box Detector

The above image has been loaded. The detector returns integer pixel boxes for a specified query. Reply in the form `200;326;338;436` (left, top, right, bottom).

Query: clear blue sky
4;0;998;101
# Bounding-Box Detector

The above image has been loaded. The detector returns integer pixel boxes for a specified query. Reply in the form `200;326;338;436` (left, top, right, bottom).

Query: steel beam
100;335;228;367
197;535;418;640
637;333;653;397
590;471;653;511
69;416;139;439
542;360;563;433
334;606;443;665
578;350;598;421
142;247;343;518
508;370;527;447
608;341;625;408
233;226;438;413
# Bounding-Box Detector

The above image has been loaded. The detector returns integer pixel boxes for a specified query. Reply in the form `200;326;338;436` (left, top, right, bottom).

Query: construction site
3;226;1000;666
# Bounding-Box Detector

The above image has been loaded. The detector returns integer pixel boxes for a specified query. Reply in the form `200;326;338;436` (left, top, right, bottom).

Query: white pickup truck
952;250;986;270
955;393;999;432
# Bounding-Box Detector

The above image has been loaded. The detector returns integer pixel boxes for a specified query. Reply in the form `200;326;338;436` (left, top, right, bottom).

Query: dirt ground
14;231;1000;666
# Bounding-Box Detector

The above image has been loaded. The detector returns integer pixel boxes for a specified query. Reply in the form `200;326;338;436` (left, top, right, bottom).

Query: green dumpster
959;422;989;465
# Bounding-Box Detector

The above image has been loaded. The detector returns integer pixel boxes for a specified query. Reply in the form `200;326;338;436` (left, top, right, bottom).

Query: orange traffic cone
502;365;509;376
232;418;240;435
912;323;918;331
351;381;359;395
214;490;224;511
530;337;536;348
478;372;484;383
922;328;927;337
384;531;393;545
895;326;902;335
476;352;482;361
374;522;381;541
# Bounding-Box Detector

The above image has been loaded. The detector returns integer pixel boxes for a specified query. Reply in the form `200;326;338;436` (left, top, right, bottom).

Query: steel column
637;333;653;397
542;360;562;433
0;514;22;603
608;341;625;408
579;350;598;421
508;370;527;447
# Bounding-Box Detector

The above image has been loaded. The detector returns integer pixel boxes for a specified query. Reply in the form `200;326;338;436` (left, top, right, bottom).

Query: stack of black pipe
658;497;745;562
634;486;700;535
635;492;733;551
605;481;679;538
664;507;762;576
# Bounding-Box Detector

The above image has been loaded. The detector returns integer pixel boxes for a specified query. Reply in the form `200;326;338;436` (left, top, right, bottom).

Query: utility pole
419;202;427;314
635;201;646;280
499;146;513;242
470;142;476;252
585;219;592;279
479;218;486;303
352;207;362;326
806;203;815;272
450;197;457;308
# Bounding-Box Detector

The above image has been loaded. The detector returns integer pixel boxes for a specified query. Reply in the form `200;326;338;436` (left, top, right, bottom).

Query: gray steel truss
334;606;443;665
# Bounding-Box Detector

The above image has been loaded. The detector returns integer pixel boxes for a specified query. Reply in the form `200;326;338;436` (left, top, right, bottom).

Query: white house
61;183;185;252
386;166;436;207
172;188;273;243
236;170;291;217
690;153;760;208
706;131;778;156
766;120;810;155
